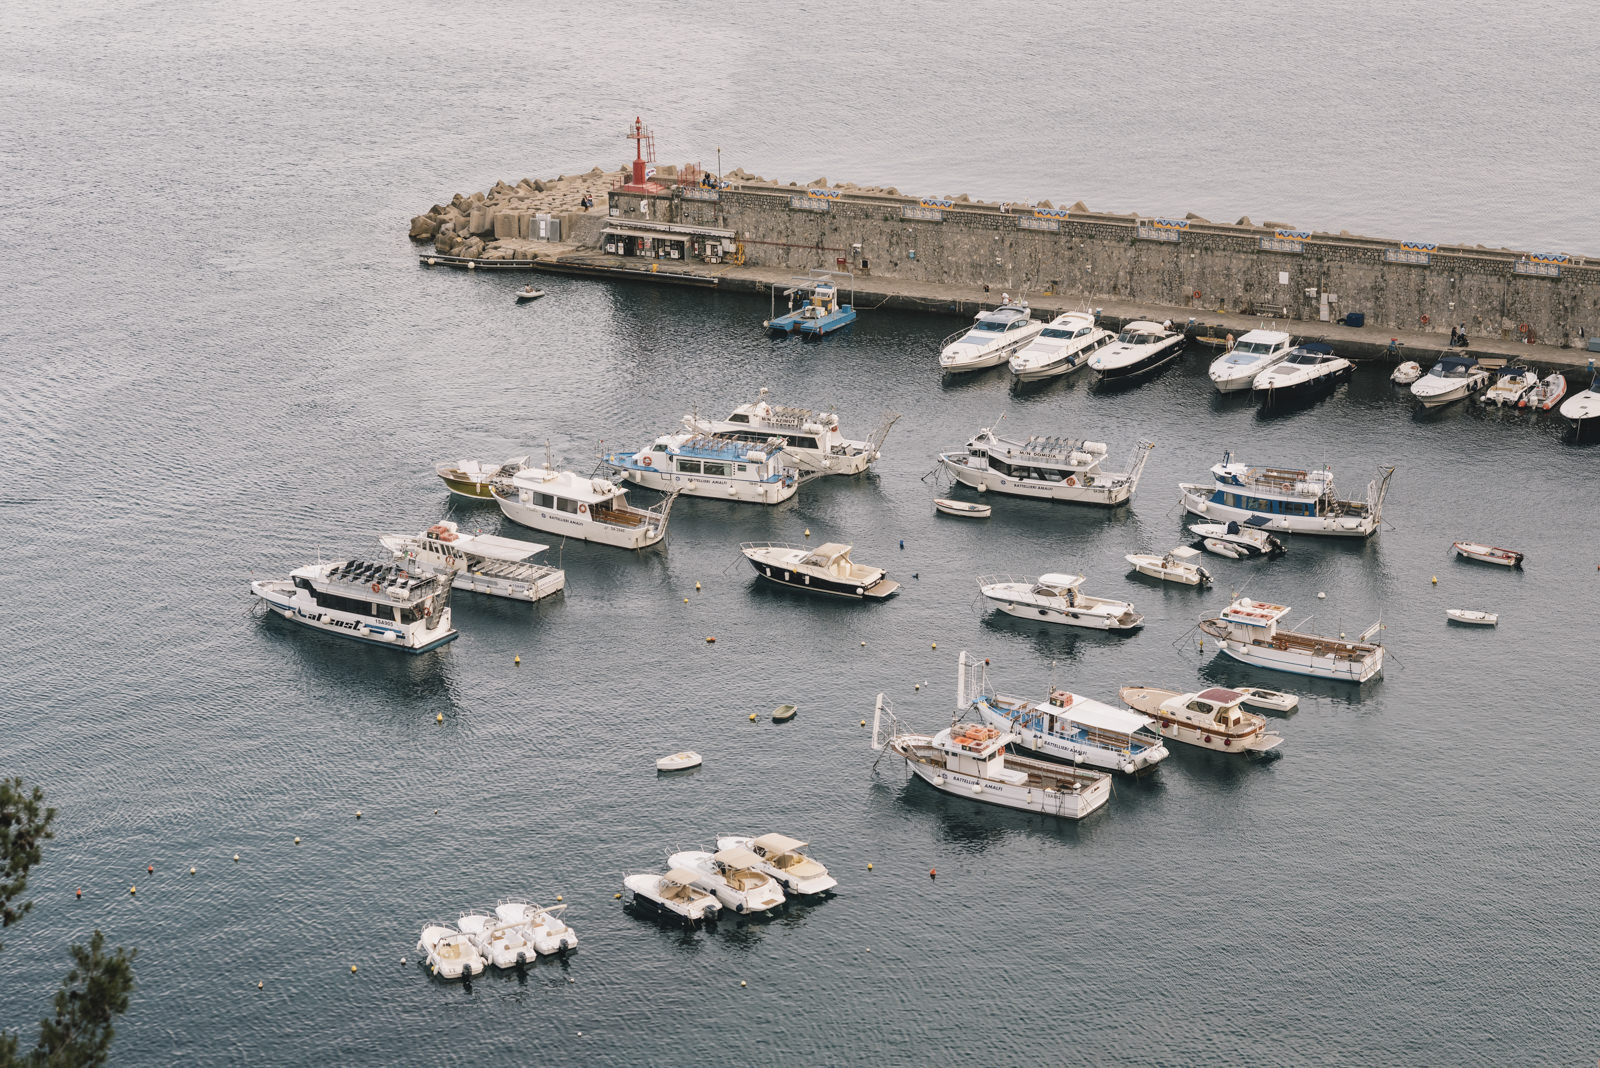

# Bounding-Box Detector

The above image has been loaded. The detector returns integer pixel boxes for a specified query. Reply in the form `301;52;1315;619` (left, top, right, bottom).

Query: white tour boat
1390;361;1423;385
1180;452;1394;537
1207;329;1294;392
1198;597;1384;683
1410;354;1490;407
1008;311;1115;381
977;572;1142;631
494;901;577;955
494;465;673;549
435;456;528;500
1088;320;1185;379
1446;608;1499;626
1521;373;1566;410
1452;541;1524;567
938;299;1043;372
741;541;900;599
1118;685;1285;755
939;427;1155;505
606;431;799;505
933;498;991;518
871;694;1111;820
379;521;564;603
1558;372;1600;430
684;387;899;478
1125;546;1212;586
622;868;722;925
1188;521;1287;557
714;835;837;897
251;560;457;653
1482;365;1539;406
1233;686;1300;713
1251;343;1353;406
416;923;486;980
667;849;786;915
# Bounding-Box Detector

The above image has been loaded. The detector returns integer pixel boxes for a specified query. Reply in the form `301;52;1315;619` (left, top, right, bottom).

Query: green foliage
0;778;56;950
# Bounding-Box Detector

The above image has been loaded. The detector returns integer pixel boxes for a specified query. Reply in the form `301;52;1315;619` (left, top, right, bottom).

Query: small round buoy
860;719;867;727
514;655;521;665
804;529;811;537
1339;632;1346;639
614;892;622;899
75;888;82;898
695;581;701;591
129;886;136;895
350;965;357;974
860;641;866;646
706;636;716;643
683;598;689;603
147;865;153;873
931;642;936;649
233;854;240;862
899;540;905;549
929;868;936;878
1317;592;1326;599
1431;576;1438;585
355;811;361;820
436;713;444;723
749;713;757;721
740;980;747;988
867;863;873;871
400;957;406;964
189;867;196;875
258;981;263;989
294;837;300;845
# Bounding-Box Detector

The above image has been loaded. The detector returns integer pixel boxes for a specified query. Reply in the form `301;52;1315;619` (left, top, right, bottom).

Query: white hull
1151;717;1281;753
941;455;1133;504
1125;554;1208;585
1560;389;1600;425
1446;609;1498;626
941;331;1040;373
905;757;1108;819
975;705;1164;772
1011;354;1090;381
1411;381;1478;408
251;581;456;653
1212;638;1383;683
445;569;564;602
621;466;797;505
984;592;1141;631
1180;487;1376;536
934;498;991;517
495;494;665;549
622;875;720;924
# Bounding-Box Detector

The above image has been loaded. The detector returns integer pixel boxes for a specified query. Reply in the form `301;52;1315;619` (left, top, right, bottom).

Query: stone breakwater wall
407;167;621;261
609;180;1598;347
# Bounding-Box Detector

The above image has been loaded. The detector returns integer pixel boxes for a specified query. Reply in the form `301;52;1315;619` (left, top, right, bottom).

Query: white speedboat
741;541;899;599
1088;320;1184;379
495;465;673;550
623;868;722;925
1558;372;1600;430
977;572;1142;631
1446;609;1498;626
379;521;564;603
1410;354;1489;407
416;923;486;980
1233;686;1299;713
1207;329;1293;392
1482;365;1538;406
933;498;991;518
1452;541;1523;567
656;751;702;771
1118;685;1285;754
458;909;562;969
1125;546;1211;586
1252;343;1352;407
1180;452;1394;537
1522;373;1566;410
494;901;577;955
1199;597;1384;683
938;427;1155;505
667;849;786;915
938;300;1043;372
1008;311;1114;380
606;431;799;505
1391;361;1423;385
684;387;899;478
250;560;457;653
714;835;837;897
435;456;529;500
1188;522;1286;557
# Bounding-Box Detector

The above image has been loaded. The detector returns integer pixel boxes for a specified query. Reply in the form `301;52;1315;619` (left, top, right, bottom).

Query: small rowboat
1446;609;1498;626
1201;537;1247;559
1234;686;1299;713
1452;541;1524;567
934;498;990;518
771;704;797;722
515;287;545;302
655;751;702;771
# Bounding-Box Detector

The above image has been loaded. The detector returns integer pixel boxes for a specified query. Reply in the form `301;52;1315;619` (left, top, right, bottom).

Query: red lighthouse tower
619;116;666;194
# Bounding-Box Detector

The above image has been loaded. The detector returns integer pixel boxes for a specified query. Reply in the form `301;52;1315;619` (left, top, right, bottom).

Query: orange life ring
578;503;588;514
370;582;381;593
642;455;653;467
1192;289;1202;300
1517;322;1530;334
1420;314;1430;325
1065;476;1077;487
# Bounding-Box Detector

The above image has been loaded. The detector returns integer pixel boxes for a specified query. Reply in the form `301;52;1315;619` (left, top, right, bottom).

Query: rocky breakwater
408;167;623;260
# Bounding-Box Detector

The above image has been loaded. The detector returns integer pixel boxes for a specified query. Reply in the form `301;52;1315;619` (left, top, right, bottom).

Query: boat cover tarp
752;834;807;855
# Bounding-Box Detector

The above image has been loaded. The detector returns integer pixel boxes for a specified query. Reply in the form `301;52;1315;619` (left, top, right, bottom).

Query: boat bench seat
596;507;643;527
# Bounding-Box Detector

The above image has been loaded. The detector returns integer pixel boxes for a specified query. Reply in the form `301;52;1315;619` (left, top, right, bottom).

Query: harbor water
4;2;1598;1065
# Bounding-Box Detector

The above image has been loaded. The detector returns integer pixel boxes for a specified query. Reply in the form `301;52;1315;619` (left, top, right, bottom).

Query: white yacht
1207;329;1294;392
714;835;837;897
1180;452;1394;537
622;868;722;925
938;300;1043;372
1118;685;1285;755
434;456;528;500
938;427;1154;505
1251;343;1353;406
251;560;457;653
1410;354;1490;407
1482;365;1538;406
1125;546;1212;586
667;849;786;915
1087;320;1184;379
741;541;899;599
416;923;486;980
1007;311;1114;381
977;572;1142;631
606;431;800;505
494;465;673;549
1559;372;1600;430
379;521;564;603
494;901;577;955
684;388;899;478
1199;597;1384;683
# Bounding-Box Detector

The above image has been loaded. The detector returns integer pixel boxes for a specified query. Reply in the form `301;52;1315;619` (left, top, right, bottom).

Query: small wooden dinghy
1446;609;1498;626
1234;686;1300;713
771;704;797;722
515;287;545;302
934;498;991;518
655;751;702;771
1452;541;1524;567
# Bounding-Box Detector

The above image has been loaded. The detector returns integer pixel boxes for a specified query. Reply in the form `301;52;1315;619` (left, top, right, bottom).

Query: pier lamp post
716;146;722;185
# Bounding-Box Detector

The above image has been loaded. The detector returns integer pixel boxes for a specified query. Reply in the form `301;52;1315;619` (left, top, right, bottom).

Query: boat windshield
972;320;1009;333
1283;350;1325;365
1233;340;1273;355
1119;331;1159;345
1040;327;1074;339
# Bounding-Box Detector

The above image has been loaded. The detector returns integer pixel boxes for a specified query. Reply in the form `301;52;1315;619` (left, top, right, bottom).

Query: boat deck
1255;629;1377;661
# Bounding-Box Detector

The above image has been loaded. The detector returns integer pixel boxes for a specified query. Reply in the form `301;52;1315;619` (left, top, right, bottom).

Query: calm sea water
4;3;1598;1065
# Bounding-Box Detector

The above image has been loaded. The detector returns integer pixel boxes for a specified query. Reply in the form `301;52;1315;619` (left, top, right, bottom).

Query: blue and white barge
1179;452;1393;537
606;431;800;505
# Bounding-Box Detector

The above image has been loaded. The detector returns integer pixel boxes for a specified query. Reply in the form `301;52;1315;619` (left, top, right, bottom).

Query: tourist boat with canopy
714;835;837;897
1451;541;1523;567
606;430;800;505
622;868;722;925
938;426;1155;505
435;455;528;500
741;541;899;599
1117;684;1285;754
379;521;564;603
1198;597;1384;683
1125;546;1212;585
495;464;673;549
416;923;486;980
1482;365;1539;406
684;387;898;478
1207;329;1294;392
251;559;457;653
1087;320;1184;379
977;572;1143;631
1251;342;1353;406
1007;310;1115;380
1521;372;1566;410
667;848;787;915
1180;451;1393;537
938;299;1043;372
1410;354;1490;407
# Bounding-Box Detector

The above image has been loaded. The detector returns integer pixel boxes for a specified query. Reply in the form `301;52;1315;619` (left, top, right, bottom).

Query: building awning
603;227;690;242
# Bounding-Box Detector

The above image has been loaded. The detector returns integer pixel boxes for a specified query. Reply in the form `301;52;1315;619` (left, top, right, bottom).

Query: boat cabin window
677;459;701;474
973;320;1008;333
728;414;749;423
1007;320;1029;331
652;443;669;453
310;589;379;617
555;497;580;514
1186;699;1216;715
701;461;729;477
1041;327;1073;339
531;491;555;509
293;576;312;591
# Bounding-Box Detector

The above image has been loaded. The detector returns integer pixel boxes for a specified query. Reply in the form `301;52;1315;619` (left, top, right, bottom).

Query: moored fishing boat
1452;541;1523;567
250;559;457;653
494;465;673;549
435;456;529;499
1390;361;1423;385
1117;685;1285;754
1179;451;1393;537
765;279;856;336
416;923;486;980
1125;546;1212;585
684;387;898;478
379;521;564;603
977;572;1142;631
938;299;1043;372
606;431;799;505
1188;521;1287;557
740;541;899;599
938;426;1155;505
1198;597;1383;683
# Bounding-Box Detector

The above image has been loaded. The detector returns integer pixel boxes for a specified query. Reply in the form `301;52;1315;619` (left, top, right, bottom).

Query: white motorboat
938;427;1155;505
514;285;545;301
1198;597;1384;683
1410;354;1490;407
667;849;786;915
1452;541;1524;567
1008;311;1114;380
656;751;702;771
684;387;899;478
1482;365;1539;406
714;835;837;897
1180;452;1394;538
1521;373;1566;410
495;465;673;550
1558;373;1600;430
1207;329;1294;392
1125;546;1212;586
933;498;991;518
938;300;1043;372
1233;686;1299;713
1446;609;1499;626
606;431;800;505
1118;685;1285;755
379;521;564;603
978;572;1142;631
251;560;457;653
622;868;722;925
1088;320;1185;379
494;901;577;955
871;693;1111;820
459;908;566;969
1251;343;1353;406
416;923;486;980
741;541;899;599
1390;361;1423;385
435;456;529;500
1188;522;1286;557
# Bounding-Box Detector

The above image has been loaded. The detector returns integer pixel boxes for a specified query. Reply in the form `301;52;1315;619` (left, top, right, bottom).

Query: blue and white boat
1179;451;1394;538
605;430;801;505
765;281;856;336
251;560;458;653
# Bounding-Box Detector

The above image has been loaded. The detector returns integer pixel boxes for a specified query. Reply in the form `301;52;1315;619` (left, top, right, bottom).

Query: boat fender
1065;476;1077;487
